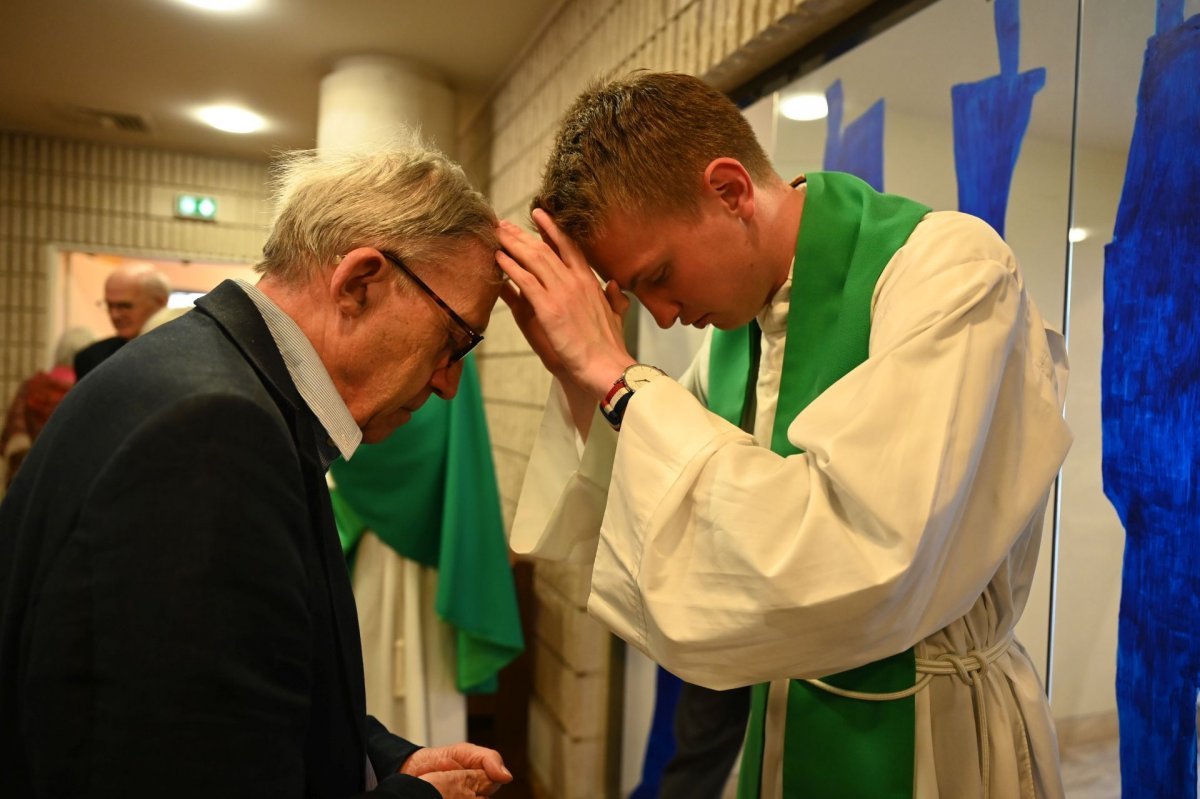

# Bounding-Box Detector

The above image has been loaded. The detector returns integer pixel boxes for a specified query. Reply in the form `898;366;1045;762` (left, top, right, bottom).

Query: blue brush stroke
949;70;1043;237
995;0;1021;75
1159;0;1185;32
950;0;1044;238
823;79;885;192
1102;12;1200;798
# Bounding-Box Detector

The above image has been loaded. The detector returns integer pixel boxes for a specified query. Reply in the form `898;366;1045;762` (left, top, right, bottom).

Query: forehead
586;208;687;283
420;239;501;330
105;274;141;297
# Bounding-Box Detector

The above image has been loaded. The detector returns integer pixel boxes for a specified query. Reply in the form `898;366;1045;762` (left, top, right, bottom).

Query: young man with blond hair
500;72;1070;798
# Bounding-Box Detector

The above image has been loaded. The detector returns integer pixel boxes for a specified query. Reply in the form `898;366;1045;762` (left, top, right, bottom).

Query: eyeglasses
379;250;483;364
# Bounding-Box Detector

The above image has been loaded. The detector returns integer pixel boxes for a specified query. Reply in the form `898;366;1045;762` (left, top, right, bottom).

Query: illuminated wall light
780;93;830;121
177;0;259;12
1068;227;1090;243
196;105;266;134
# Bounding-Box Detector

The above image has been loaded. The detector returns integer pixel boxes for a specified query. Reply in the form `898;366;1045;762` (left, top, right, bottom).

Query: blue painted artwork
950;0;1045;237
1102;3;1200;795
822;79;885;191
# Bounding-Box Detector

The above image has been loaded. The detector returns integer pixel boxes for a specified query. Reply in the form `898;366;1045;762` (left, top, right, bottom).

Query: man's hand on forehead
495;212;634;400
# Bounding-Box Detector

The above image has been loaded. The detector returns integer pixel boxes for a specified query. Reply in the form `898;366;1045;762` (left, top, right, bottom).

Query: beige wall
472;2;880;795
0;131;269;401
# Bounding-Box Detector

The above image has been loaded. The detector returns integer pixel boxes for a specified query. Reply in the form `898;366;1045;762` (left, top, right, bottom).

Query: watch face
624;364;665;390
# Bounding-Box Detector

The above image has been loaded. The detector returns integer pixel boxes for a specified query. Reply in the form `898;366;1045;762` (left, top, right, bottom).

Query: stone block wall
0;132;269;410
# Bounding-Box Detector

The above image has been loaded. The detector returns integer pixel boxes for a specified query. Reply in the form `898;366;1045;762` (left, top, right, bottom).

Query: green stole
707;172;930;798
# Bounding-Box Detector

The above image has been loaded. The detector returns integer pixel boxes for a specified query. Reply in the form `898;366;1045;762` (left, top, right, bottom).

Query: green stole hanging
707;172;930;798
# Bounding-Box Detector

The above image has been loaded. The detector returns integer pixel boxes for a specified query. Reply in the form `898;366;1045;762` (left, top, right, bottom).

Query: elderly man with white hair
0;143;511;799
73;263;171;379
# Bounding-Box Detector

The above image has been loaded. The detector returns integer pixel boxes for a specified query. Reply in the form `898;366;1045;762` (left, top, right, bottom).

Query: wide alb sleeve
509;335;713;563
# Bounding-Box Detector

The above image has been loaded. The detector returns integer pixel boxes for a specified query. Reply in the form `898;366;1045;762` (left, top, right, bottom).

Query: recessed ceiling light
196;105;266;134
1068;227;1090;243
780;93;829;121
177;0;259;11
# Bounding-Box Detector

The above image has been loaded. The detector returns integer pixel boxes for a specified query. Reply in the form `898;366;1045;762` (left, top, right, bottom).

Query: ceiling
4;0;1193;166
0;0;561;162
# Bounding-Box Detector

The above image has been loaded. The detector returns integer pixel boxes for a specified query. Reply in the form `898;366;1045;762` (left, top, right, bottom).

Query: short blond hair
258;139;498;283
534;71;777;243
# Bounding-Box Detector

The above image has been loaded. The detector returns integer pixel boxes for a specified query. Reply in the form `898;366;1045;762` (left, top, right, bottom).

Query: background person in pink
0;326;93;490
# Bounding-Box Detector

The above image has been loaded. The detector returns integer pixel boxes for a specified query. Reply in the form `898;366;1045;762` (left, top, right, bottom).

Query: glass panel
1064;0;1200;794
744;0;1146;792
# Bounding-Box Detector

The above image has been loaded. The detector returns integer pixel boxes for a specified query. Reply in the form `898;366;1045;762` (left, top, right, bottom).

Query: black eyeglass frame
379;250;483;364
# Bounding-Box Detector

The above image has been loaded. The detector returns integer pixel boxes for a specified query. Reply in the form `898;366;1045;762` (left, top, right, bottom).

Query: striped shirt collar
236;279;362;465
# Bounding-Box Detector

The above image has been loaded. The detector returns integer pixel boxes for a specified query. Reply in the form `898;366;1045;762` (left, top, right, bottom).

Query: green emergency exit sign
175;193;218;221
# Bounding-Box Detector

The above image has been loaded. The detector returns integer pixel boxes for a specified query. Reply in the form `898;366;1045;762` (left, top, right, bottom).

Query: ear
330;248;391;318
702;158;755;221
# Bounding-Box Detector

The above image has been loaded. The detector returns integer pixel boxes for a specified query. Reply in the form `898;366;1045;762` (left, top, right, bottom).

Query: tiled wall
0;132;270;406
473;1;874;795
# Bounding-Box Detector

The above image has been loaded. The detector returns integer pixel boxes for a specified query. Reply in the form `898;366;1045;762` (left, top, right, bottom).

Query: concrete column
317;54;456;156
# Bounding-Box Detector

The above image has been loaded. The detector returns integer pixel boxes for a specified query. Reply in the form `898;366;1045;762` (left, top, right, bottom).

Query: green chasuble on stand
329;354;524;694
707;172;930;798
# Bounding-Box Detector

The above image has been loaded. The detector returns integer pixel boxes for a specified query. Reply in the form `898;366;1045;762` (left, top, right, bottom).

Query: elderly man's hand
400;743;511;797
418;768;503;798
497;210;635;401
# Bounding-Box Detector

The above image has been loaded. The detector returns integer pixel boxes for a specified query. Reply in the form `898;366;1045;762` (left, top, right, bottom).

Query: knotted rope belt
803;635;1014;799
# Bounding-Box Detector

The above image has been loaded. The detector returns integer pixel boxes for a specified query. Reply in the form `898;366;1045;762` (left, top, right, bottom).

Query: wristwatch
600;363;667;430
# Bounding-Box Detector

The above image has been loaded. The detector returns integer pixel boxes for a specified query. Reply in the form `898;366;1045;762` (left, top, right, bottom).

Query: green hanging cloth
329;354;525;694
708;172;930;799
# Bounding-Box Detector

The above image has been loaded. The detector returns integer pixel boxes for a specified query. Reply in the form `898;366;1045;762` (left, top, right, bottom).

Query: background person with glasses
73;263;170;380
0;142;513;799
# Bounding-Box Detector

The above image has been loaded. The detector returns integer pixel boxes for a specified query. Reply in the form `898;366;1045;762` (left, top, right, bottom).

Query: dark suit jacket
73;335;126;381
0;281;439;798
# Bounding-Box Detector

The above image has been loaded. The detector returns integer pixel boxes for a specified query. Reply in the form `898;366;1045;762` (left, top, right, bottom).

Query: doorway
50;249;257;350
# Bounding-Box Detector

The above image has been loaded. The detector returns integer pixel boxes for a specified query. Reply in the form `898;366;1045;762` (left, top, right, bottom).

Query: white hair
257;136;498;284
54;327;96;367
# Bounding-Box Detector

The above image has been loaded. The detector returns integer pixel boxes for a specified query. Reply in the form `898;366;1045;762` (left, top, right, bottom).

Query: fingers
604;280;631;318
477;749;511;783
496;250;544;301
419;768;500;798
399;749;458;777
498;279;522;309
499;216;599;291
497;221;570;290
530;208;589;271
444;743;511;783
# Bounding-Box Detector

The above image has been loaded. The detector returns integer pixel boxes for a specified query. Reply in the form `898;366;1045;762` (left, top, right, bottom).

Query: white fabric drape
353;532;466;747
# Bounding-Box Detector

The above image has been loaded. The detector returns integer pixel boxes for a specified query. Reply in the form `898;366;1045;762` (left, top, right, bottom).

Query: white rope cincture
802;635;1013;799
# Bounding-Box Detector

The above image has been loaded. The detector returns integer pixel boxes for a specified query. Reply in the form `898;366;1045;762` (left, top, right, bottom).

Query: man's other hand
400;742;512;796
419;768;503;797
